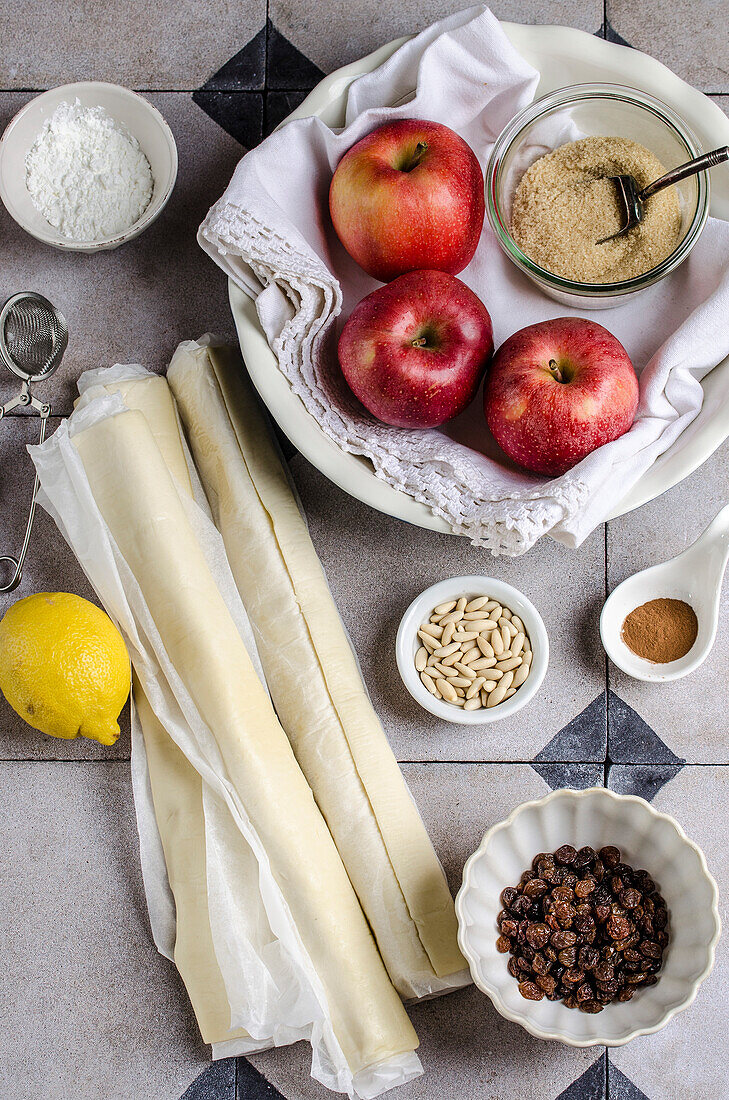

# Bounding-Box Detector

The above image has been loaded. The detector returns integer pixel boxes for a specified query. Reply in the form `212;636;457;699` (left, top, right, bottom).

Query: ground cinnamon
621;598;698;663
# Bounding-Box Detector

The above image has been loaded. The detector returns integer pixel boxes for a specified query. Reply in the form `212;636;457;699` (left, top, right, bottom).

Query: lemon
0;592;130;745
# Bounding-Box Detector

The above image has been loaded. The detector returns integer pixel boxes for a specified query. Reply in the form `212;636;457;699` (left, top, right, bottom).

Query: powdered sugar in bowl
0;82;177;252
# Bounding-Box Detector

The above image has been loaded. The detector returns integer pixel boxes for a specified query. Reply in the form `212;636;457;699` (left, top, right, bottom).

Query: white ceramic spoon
600;504;729;682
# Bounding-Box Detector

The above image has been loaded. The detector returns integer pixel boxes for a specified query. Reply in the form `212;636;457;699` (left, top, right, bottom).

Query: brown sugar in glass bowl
621;598;698;663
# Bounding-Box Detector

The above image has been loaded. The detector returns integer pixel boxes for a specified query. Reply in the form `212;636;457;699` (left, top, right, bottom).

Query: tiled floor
1;3;728;1100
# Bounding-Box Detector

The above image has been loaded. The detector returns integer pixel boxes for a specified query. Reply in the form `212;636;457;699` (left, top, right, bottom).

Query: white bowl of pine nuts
396;576;549;724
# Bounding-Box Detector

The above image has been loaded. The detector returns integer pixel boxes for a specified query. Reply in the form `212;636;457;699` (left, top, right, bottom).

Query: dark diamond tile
534;695;607;763
193;91;264;149
601;20;633;46
608;692;685;765
531;762;604;791
199;26;267;91
237;1057;284;1098
607;1061;652;1100
607;764;683;803
265;90;311;137
556;1052;606;1100
182;1060;236;1099
267;22;326;91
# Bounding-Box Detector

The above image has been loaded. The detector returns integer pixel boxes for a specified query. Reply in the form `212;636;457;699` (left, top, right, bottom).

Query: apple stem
411;336;428;347
548;359;564;383
403;142;428;172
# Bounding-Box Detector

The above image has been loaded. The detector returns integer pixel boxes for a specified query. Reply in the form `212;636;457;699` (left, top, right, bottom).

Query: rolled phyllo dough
72;408;418;1077
168;340;467;998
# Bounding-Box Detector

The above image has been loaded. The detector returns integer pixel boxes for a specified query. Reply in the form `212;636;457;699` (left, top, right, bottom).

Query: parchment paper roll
168;339;468;999
70;407;419;1078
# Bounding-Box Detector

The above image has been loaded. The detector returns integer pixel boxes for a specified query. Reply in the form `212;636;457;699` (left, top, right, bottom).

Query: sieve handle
0;412;49;593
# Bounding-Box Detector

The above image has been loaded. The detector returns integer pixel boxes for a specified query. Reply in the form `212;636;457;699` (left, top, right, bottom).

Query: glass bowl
485;83;710;308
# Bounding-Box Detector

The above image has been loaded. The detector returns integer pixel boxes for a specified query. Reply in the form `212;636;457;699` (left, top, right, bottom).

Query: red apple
338;270;493;428
329;119;485;282
483;317;639;476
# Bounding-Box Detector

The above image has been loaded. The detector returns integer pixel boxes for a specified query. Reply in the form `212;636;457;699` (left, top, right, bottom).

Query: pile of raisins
497;844;669;1012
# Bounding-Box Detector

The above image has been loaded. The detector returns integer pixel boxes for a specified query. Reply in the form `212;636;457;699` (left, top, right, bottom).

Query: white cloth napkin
199;5;729;555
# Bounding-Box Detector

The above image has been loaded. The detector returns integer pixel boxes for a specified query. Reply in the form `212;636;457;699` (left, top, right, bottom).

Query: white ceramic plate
229;24;729;534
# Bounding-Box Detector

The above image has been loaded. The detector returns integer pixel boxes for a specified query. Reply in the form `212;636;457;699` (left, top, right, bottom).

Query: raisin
555;844;577;865
579;1000;604;1013
523;877;549;899
500;887;518;909
576;981;593;1003
558;947;577;967
607;914;632;941
599;845;621;868
525;923;551;950
578;946;600;971
518;980;544;1001
618;986;635;1002
537;973;557;995
620;888;642;909
531;952;548;976
575;876;597;898
500;918;518;938
551;930;577;950
507;957;520;978
496;935;511;953
574;845;596;868
640;941;663;959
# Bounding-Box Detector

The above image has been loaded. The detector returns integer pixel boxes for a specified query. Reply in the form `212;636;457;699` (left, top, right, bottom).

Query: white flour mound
25;99;154;241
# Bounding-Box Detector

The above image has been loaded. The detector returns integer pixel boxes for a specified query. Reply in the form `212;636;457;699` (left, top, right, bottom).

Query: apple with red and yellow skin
338;269;493;429
483;317;639;476
329;119;485;282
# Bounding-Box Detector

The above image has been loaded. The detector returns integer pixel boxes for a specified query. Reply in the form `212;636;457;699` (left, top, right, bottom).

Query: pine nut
418;631;438;651
466;677;486;698
441;620;456;646
463;610;492;620
464;697;482;710
453;662;477;680
433;641;460;658
492;631;504;656
434;601;456;615
453;630;479;642
499;617;517;638
415;647;428;672
465;596;490;612
460;647;481;665
522;649;533;666
420;671;437;694
432;662;458;678
481;680;497;693
496;656;522;672
500;624;511;649
487;670;514;707
419;622;443;638
449;676;472;688
488;605;502;621
439;610;462;626
441;652;462;667
476;636;494;658
464;619;492;632
504;687;516;699
470;656;496;671
455;597;467;614
436;678;457;702
512;663;531;688
511;632;525;657
501;607;512;620
511;615;524;632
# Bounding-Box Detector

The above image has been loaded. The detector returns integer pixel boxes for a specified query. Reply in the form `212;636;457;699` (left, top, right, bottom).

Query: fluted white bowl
456;787;720;1045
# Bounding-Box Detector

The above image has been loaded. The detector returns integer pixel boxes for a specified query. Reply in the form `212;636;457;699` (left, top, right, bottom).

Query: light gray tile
0;761;210;1100
608;765;727;1098
0;92;241;416
0;417;131;759
251;763;603;1099
269;0;602;76
290;455;606;761
0;0;265;90
607;0;729;93
606;440;729;763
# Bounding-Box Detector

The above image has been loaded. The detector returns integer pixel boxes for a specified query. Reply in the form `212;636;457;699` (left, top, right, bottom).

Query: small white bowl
395;575;548;724
456;787;720;1046
0;82;178;252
